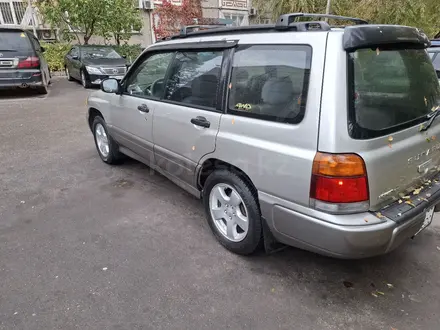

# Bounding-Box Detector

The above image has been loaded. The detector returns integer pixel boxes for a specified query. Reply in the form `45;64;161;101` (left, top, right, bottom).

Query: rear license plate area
414;206;434;236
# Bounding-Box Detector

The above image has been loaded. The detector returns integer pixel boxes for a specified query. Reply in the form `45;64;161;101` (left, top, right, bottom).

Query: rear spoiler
343;25;430;52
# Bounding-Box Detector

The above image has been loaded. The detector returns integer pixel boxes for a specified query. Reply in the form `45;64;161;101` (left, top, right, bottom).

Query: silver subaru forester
86;13;440;258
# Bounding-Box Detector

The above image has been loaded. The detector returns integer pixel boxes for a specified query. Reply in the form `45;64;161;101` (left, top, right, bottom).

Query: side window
69;47;79;57
228;45;312;124
164;51;223;109
125;52;174;98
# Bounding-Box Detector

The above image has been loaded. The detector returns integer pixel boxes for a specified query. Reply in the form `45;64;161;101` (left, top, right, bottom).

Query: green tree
97;0;143;46
37;0;106;44
253;0;439;38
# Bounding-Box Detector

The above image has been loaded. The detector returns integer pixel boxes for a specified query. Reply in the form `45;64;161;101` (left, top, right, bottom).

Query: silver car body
87;25;440;258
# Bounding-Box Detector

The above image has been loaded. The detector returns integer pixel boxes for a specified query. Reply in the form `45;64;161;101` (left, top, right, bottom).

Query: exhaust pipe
19;83;28;89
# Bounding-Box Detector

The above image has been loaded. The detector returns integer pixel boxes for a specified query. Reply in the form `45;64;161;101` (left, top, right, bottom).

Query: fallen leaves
413;187;422;195
387;283;394;289
343;281;354;288
376;212;384;219
405;201;416;208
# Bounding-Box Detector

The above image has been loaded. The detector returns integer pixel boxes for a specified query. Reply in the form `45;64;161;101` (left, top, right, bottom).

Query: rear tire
92;116;122;164
203;169;262;255
36;83;48;95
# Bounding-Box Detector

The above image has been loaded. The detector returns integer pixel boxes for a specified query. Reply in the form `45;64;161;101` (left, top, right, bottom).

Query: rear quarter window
348;48;440;139
227;45;312;124
0;31;32;51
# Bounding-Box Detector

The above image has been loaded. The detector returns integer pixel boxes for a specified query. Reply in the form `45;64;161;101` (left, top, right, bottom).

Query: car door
108;52;175;163
153;49;226;188
29;35;49;83
66;47;80;79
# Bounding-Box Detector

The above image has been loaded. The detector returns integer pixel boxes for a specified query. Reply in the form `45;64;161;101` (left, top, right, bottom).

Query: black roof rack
275;13;368;29
157;12;367;42
180;24;226;36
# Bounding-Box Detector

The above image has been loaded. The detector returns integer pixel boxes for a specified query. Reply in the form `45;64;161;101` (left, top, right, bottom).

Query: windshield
0;31;31;52
348;48;440;139
80;47;122;59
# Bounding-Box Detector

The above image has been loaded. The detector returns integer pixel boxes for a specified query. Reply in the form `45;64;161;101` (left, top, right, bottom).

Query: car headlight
86;66;103;75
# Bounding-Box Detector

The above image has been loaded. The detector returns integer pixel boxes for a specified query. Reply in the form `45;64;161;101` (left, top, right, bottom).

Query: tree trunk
84;35;90;45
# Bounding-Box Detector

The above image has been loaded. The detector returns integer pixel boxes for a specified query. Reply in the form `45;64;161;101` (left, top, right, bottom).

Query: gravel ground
0;78;439;330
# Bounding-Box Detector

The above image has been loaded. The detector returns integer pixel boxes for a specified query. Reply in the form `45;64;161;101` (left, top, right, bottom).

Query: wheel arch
88;107;104;130
198;158;258;199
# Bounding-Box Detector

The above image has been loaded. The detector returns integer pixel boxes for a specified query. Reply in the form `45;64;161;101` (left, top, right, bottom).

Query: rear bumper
0;69;43;89
260;191;440;259
267;205;427;259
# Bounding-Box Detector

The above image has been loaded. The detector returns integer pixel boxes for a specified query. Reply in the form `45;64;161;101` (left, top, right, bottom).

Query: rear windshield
348;48;440;139
0;31;31;52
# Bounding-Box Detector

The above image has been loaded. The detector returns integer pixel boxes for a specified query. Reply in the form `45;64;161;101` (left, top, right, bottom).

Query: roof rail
276;13;368;29
180;24;227;36
157;21;332;42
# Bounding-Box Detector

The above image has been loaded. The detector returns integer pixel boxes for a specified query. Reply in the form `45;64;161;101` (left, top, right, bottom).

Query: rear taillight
310;152;369;213
17;57;40;69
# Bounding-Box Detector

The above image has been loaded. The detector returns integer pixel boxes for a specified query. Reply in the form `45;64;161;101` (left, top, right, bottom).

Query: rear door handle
137;104;149;113
191;116;210;128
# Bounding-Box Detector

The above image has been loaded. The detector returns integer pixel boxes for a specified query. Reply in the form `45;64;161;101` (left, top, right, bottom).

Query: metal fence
0;0;36;27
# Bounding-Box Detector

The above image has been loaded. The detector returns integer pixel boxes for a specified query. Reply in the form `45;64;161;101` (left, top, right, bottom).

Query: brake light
17;57;40;69
310;152;369;212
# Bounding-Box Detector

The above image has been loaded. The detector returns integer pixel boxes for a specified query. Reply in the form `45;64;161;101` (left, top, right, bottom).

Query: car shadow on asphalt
0;87;47;100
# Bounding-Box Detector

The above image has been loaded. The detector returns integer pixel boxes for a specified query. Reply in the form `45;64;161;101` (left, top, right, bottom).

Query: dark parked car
64;45;128;88
0;27;50;94
428;47;440;80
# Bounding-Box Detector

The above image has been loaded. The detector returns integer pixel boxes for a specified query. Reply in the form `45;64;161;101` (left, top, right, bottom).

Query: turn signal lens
312;153;366;177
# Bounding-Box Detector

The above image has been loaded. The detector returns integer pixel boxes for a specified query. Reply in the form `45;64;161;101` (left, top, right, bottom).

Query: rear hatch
345;27;440;211
0;30;35;81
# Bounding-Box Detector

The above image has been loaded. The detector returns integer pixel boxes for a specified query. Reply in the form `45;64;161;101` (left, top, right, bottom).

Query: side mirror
72;55;79;60
40;46;46;52
101;78;120;94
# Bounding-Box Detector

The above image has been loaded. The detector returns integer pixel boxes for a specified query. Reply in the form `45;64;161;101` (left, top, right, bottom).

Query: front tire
81;69;91;88
66;67;73;81
92;116;122;164
203;170;262;255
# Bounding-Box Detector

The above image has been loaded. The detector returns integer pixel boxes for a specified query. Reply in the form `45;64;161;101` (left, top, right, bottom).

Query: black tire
203;170;262;255
36;83;48;95
81;69;91;88
92;116;122;164
66;67;74;81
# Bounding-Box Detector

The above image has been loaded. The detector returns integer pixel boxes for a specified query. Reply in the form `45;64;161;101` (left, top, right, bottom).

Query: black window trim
121;45;232;114
225;43;313;125
346;50;438;140
120;50;176;101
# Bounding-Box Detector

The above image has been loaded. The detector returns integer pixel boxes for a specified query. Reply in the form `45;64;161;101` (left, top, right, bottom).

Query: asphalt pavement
0;78;439;330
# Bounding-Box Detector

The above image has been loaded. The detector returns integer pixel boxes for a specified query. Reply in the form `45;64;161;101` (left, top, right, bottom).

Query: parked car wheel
66;67;73;81
36;84;48;95
92;116;122;164
203;170;262;255
81;69;91;88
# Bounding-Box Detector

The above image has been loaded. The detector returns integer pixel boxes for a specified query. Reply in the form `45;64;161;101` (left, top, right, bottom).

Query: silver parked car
86;13;440;258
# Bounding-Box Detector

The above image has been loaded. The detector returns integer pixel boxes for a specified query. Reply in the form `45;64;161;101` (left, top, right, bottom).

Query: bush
41;42;71;72
42;42;144;72
113;44;143;63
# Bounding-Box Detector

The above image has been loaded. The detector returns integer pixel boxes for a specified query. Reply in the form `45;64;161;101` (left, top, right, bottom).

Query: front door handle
137;104;149;113
191;116;210;128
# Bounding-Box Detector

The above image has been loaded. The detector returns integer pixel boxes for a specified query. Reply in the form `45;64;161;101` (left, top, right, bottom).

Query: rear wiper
420;105;440;132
